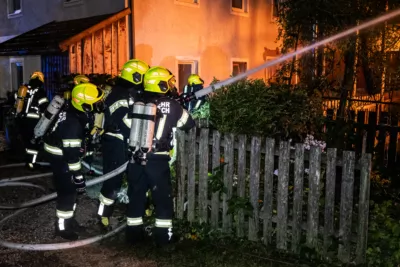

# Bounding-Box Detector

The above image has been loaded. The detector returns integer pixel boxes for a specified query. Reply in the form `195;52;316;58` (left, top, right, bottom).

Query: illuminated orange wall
132;0;280;89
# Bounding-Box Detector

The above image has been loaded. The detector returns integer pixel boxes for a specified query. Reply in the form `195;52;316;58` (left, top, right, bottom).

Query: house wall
0;0;125;97
133;0;280;90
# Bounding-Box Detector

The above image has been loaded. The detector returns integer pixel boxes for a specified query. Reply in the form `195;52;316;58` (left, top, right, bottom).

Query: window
64;0;83;7
272;0;280;18
7;0;22;18
10;59;24;91
177;60;198;93
175;0;199;5
232;61;247;76
231;0;248;14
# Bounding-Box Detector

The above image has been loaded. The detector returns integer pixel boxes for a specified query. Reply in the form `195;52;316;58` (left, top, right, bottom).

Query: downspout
126;0;134;58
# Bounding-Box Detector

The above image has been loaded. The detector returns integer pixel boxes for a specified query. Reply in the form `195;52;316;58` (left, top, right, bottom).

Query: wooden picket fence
174;128;372;264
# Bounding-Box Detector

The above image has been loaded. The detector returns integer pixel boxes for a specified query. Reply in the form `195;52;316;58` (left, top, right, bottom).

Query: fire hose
0;161;128;251
1;7;400;251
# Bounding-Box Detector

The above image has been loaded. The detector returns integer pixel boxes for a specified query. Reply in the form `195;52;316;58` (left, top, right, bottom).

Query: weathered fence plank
323;148;337;256
223;134;234;232
187;128;197;222
277;141;290;250
306;146;322;247
198;128;209;224
237;135;247;237
176;130;186;219
263;138;275;245
249;137;261;241
356;153;372;264
338;151;355;263
211;131;221;228
291;143;304;253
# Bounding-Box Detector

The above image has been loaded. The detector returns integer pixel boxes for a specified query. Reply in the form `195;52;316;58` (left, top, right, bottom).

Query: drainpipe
125;0;134;58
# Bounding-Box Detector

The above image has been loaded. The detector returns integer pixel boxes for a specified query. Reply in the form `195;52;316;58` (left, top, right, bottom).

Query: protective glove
90;126;104;136
72;173;86;193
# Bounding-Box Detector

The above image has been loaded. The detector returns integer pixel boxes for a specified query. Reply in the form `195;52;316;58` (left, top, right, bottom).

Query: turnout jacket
151;95;196;153
43;107;88;173
103;85;135;141
24;86;49;119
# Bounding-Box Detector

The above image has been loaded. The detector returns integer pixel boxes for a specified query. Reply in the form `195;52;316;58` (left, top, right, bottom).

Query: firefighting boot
125;226;145;246
55;218;79;241
154;227;176;249
97;203;114;233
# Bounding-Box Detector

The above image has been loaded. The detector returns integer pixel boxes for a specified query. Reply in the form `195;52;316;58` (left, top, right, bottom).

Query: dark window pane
273;0;279;17
178;64;192;93
13;0;21;11
232;0;243;9
232;61;247;76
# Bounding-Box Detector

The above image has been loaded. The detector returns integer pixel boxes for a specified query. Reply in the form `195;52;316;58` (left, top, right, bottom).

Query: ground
0;152;294;267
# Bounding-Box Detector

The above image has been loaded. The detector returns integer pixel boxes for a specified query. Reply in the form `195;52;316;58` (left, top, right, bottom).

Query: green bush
208;79;324;141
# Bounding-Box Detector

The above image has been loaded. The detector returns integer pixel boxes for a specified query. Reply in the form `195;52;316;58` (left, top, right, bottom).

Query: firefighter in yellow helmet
19;71;49;169
183;74;205;112
73;74;90;85
96;59;150;232
125;66;195;248
43;83;105;240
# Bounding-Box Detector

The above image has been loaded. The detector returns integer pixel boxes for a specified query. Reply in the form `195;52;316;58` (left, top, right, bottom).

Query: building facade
132;0;280;91
0;0;126;98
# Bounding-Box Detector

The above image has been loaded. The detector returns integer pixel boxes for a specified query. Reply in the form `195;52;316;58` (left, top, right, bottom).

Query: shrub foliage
208;79;324;141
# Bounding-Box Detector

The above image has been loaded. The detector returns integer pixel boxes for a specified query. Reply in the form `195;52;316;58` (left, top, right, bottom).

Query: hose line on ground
81;161;103;175
0;161;128;210
0;207;126;251
0;182;46;192
0;173;52;183
0;162;50;169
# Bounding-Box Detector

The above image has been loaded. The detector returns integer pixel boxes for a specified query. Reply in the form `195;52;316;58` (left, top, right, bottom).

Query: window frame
263;56;279;84
271;0;280;20
231;0;249;17
174;0;200;8
176;57;199;93
63;0;83;8
231;58;248;77
7;0;22;19
9;57;25;91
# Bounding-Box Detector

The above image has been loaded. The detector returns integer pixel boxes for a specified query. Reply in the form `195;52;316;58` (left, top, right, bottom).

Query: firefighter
97;59;150;231
126;66;195;247
21;71;49;168
43;82;105;240
183;74;205;112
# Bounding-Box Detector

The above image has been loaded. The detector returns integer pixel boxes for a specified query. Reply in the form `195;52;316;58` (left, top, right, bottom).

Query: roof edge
59;7;131;52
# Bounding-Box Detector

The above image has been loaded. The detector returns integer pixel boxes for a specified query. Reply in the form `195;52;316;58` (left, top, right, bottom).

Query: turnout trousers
21;117;40;166
98;134;127;218
45;152;77;220
126;155;174;246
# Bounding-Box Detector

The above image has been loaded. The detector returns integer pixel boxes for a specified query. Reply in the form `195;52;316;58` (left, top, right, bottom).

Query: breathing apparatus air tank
139;103;157;156
128;102;145;152
14;85;28;115
128;102;157;165
33;95;65;139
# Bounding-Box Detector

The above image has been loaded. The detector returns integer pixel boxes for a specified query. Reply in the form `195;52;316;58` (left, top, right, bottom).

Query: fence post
249;136;261;241
356;153;372;264
237;135;247;237
187;128;197;222
323;148;337;256
338;151;355;263
198;128;210;224
277;141;290;250
175;129;186;219
223;133;234;233
263;138;275;245
211;131;221;228
306;146;322;248
291;143;304;253
366;111;377;154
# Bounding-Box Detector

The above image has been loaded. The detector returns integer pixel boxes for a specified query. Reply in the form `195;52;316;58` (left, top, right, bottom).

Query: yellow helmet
120;59;150;85
73;75;90;85
143;66;176;94
71;83;104;112
30;71;44;83
188;74;204;86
